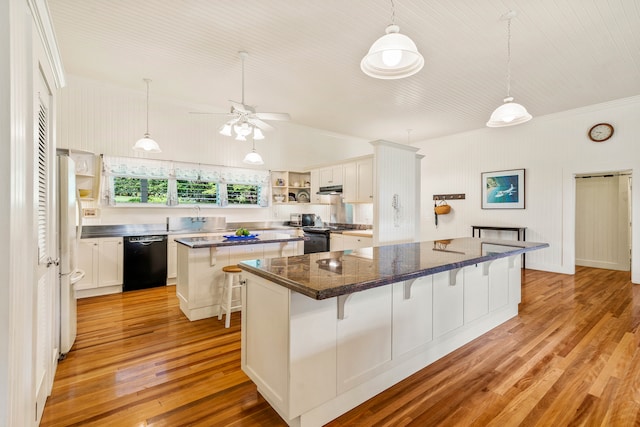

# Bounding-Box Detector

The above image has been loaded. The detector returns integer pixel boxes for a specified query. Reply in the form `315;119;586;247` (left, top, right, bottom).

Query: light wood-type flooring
41;266;640;426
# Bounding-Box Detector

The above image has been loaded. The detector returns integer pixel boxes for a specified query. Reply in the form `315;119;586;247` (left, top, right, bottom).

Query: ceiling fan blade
189;111;234;117
230;101;255;114
249;118;274;131
254;112;291;121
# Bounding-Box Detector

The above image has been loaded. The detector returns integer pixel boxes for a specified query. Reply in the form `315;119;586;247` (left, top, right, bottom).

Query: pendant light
133;78;162;152
486;11;532;127
243;137;264;165
361;0;424;79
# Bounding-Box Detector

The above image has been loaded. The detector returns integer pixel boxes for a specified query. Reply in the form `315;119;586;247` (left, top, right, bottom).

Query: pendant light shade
133;78;161;152
487;11;532;128
243;138;264;165
361;1;423;80
243;149;264;165
487;97;532;127
361;24;424;79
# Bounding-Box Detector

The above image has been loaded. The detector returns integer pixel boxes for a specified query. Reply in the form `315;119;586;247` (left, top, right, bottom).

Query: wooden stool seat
218;265;243;328
222;265;242;273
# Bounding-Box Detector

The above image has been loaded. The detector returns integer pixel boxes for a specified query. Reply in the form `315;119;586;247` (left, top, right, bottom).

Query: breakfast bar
175;232;305;321
238;237;549;427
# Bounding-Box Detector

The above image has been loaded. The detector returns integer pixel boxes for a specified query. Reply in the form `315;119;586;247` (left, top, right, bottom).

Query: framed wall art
481;169;525;209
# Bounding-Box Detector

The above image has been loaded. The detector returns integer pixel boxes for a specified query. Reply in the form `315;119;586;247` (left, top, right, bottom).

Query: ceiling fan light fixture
487;11;532;128
487;96;532;127
219;123;232;136
133;78;161;152
253;127;265;140
235;133;247;141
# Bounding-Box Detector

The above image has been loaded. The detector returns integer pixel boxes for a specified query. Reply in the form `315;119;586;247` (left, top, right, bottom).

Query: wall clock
588;123;614;142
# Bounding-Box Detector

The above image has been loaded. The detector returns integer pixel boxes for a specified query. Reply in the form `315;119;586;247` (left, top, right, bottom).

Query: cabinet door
357;158;374;202
167;238;177;279
342;235;372;250
319;165;343;187
330;233;344;251
433;269;464;337
310;169;321;203
98;238;123;287
337;285;392;393
342;162;357;202
392;276;433;358
76;239;99;290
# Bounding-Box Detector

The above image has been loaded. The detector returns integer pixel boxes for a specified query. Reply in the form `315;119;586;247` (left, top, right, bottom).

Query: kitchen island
238;237;548;427
175;232;305;320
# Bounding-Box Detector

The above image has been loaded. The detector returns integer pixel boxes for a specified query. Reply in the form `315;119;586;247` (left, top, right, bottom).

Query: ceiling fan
192;51;290;141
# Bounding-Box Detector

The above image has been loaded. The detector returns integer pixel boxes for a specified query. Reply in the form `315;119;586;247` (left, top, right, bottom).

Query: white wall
56;75;373;225
415;96;640;282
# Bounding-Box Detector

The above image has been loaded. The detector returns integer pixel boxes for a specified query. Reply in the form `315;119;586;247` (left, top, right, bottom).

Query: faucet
192;205;201;221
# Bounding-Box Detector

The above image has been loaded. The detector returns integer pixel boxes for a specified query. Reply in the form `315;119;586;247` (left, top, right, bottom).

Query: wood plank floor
41;266;640;426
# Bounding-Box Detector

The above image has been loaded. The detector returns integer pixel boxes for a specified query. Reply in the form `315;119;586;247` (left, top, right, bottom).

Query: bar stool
218;265;243;328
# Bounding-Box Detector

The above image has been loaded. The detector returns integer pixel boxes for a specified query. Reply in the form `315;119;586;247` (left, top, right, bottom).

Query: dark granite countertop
80;223;296;239
238;237;549;300
175;232;306;248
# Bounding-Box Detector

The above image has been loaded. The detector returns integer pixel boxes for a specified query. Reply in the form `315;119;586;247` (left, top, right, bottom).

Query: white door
34;65;56;423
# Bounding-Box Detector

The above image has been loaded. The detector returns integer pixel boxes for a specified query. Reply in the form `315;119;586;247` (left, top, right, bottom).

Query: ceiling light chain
389;0;395;25
505;17;512;98
132;78;162;152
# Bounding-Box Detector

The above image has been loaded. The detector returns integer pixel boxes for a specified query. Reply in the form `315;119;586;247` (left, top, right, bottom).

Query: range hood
316;185;343;195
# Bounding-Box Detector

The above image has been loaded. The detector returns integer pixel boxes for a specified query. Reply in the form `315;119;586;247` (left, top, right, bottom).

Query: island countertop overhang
175;233;306;248
238;237;549;300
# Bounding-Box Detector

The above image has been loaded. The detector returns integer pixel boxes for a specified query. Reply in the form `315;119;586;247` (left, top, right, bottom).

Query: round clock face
588;123;614;142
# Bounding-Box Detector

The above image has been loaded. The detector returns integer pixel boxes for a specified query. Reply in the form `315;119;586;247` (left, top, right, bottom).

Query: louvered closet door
34;66;56;424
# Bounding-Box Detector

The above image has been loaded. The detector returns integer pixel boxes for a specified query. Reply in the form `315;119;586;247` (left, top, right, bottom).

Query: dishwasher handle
126;235;166;245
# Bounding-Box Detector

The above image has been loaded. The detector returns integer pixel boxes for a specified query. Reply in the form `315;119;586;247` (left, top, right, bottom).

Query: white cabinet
330;233;344;251
272;170;311;204
432;268;464;338
98;238;124;287
319;165;343;187
167;233;202;280
392;277;433;358
342;234;373;250
343;157;373;203
76;237;123;296
336;285;392;393
69;151;99;201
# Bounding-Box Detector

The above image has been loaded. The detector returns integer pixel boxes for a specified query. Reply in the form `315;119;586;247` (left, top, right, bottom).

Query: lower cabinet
331;233;373;251
76;237;123;297
241;255;522;426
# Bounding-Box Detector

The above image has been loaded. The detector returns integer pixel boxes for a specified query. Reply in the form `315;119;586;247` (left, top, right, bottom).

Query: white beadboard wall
373;140;420;245
56;75;373;225
415;95;640;283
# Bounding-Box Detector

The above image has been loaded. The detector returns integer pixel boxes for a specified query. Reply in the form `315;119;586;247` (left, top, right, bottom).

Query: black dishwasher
123;235;168;291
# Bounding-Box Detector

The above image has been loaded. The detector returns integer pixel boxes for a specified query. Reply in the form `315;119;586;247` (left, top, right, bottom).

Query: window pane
227;184;260;205
176;180;218;204
113;177;168;204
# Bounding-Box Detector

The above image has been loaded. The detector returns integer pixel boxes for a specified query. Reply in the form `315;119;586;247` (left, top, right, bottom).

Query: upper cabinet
271;171;311;204
319;165;343;187
343;157;373;203
69;151;99;201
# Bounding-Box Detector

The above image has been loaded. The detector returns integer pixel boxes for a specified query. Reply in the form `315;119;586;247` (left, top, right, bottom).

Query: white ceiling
48;0;640;143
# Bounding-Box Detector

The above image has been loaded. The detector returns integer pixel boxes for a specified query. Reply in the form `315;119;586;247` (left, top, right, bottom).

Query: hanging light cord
144;78;151;136
389;0;395;25
505;17;512;98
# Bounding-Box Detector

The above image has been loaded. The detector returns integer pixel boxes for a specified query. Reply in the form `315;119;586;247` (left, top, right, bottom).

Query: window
113;177;168;204
176;180;217;204
102;156;270;207
227;184;260;205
